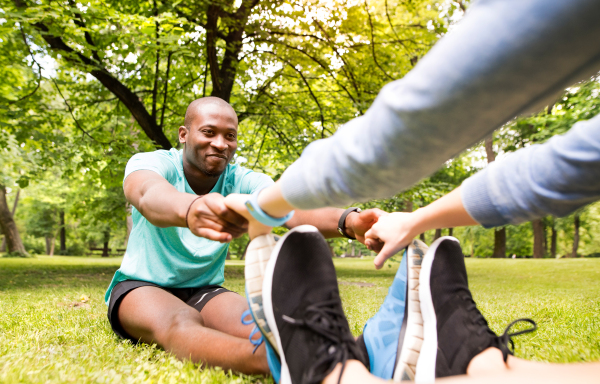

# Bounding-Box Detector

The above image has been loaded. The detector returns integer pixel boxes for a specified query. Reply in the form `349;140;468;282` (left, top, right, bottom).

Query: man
104;96;384;375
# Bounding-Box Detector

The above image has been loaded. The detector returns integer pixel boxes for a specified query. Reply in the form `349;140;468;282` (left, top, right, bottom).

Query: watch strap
337;207;361;239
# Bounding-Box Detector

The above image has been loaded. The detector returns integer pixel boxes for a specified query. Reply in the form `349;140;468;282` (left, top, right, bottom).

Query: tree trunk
532;219;544;258
49;235;56;256
485;136;506;258
572;215;580;258
404;200;413;213
102;230;110;257
124;203;133;248
0;185;26;256
59;210;66;253
433;229;442;241
239;238;251;260
1;188;20;252
45;236;52;255
484;137;496;162
419;233;426;243
550;221;557;258
448;228;453;237
543;220;548;255
491;228;506;258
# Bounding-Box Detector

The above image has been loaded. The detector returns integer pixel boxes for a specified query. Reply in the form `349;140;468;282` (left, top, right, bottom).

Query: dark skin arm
124;170;247;242
286;208;387;245
125;170;386;245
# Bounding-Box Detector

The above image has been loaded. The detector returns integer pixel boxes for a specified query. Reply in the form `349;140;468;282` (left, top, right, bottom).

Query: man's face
179;104;238;177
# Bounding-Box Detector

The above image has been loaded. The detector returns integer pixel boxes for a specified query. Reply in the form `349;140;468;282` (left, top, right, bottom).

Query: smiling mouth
207;154;227;160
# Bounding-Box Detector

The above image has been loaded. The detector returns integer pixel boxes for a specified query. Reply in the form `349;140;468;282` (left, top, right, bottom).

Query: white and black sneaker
245;233;279;351
416;237;536;382
262;225;368;384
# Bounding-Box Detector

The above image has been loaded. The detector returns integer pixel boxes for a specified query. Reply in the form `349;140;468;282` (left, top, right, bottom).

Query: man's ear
178;126;188;144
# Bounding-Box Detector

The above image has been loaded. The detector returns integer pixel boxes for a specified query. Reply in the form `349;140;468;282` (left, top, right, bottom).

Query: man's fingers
204;193;249;229
194;227;233;243
359;209;387;225
216;207;249;229
366;238;385;252
373;242;401;269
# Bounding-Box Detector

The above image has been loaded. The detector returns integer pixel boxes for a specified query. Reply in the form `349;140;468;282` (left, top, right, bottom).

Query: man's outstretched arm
124;170;248;242
286;207;387;245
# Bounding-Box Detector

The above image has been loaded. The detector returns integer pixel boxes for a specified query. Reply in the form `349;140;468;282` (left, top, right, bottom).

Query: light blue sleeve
277;0;600;210
237;169;275;195
124;150;179;184
461;115;600;228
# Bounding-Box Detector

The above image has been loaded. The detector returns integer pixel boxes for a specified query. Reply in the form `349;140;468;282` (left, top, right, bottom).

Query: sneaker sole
262;225;320;384
393;239;428;381
415;236;461;383
244;233;279;352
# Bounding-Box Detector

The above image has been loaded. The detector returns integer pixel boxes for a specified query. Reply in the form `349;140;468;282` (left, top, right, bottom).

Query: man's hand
223;193;273;239
188;193;249;243
344;208;388;250
365;212;420;269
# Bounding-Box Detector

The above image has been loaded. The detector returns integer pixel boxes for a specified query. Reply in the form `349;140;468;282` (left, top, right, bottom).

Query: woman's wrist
257;183;295;218
411;207;435;237
409;187;479;235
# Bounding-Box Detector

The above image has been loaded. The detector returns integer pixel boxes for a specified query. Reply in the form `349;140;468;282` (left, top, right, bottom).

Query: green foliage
1;0;600;258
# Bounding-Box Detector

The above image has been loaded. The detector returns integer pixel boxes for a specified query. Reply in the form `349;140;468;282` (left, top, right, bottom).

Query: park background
1;0;600;382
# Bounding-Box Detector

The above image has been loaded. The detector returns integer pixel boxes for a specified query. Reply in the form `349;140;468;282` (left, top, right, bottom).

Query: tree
0;131;29;256
571;214;580;258
531;219;544;258
0;188;20;252
7;0;448;166
484;135;506;258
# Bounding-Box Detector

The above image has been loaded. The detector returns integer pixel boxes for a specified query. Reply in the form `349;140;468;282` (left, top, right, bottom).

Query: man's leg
118;286;269;374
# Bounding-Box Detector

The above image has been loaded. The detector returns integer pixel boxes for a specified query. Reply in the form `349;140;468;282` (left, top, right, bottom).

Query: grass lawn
1;255;599;383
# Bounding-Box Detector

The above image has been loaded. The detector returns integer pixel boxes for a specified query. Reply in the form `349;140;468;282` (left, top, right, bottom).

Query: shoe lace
462;296;493;335
282;297;355;384
462;296;537;361
241;309;263;354
498;318;537;361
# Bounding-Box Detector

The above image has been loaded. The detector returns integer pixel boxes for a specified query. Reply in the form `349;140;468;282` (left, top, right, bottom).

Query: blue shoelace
241;309;264;353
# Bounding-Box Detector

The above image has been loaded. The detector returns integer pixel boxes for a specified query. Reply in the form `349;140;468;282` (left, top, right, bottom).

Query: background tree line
1;0;599;259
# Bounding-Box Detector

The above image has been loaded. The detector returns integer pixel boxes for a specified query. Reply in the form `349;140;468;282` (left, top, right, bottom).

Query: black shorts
107;280;234;343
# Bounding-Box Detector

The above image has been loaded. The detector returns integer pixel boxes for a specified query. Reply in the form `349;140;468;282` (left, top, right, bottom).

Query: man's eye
203;130;214;135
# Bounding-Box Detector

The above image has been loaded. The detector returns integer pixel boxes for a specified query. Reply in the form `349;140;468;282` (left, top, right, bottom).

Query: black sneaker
416;237;537;382
262;225;368;384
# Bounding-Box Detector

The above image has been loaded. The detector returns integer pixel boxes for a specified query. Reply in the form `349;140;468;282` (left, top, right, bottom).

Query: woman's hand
365;212;421;269
223;193;273;239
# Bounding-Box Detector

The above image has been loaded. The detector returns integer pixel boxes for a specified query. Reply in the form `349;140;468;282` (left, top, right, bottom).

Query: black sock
356;333;370;371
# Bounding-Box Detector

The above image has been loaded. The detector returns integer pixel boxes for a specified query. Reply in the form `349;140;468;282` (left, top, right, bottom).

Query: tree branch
9;26;42;105
364;0;393;80
13;0;172;149
159;51;173;130
50;77;112;145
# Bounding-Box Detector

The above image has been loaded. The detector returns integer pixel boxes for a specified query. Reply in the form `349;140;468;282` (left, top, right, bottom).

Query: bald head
184;97;237;128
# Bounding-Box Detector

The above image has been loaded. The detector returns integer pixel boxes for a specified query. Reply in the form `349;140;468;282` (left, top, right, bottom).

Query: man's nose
211;135;228;151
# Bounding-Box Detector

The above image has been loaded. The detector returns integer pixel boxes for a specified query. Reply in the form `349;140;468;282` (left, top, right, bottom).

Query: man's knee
159;307;205;343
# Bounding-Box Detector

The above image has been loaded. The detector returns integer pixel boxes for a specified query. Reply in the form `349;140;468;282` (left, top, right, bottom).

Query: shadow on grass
0;258;250;292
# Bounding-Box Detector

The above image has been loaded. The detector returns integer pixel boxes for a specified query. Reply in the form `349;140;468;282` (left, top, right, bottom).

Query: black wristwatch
337;207;361;239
